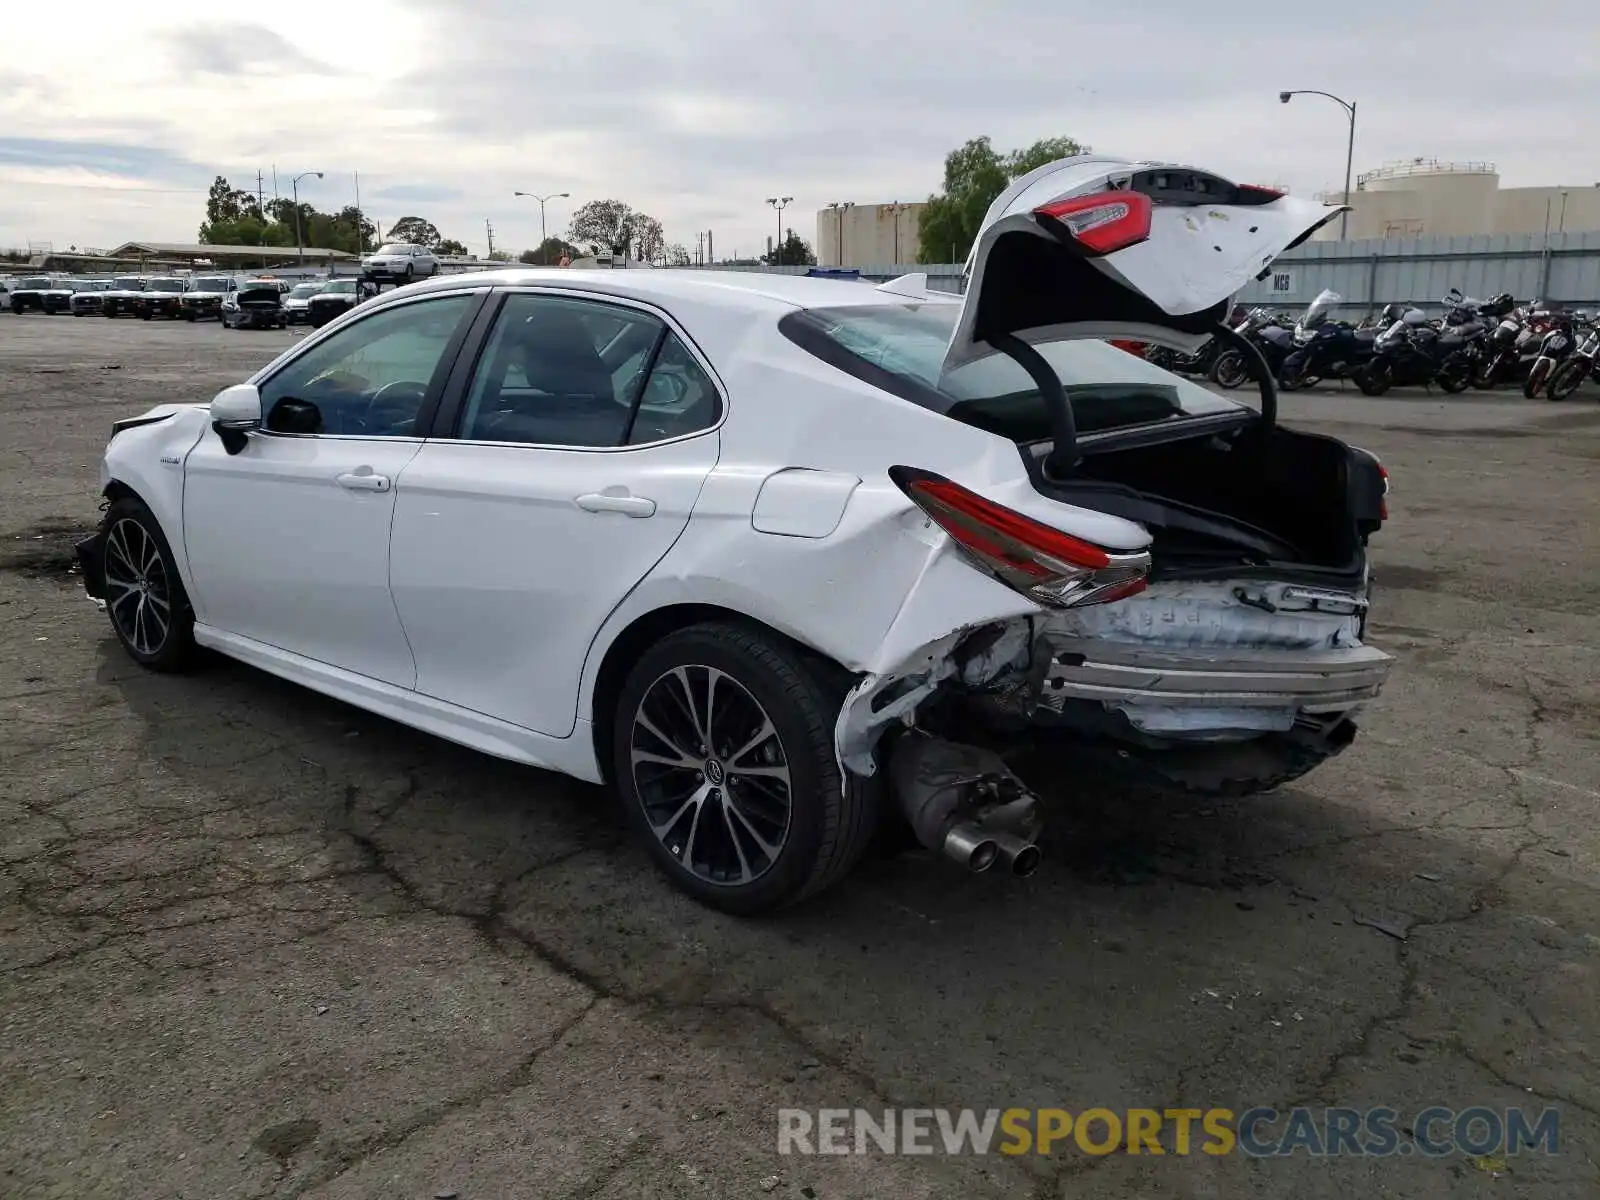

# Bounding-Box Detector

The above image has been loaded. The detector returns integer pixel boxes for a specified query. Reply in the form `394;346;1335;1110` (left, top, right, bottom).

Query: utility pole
706;229;714;264
695;231;704;265
353;171;364;253
766;196;793;265
255;171;265;213
885;202;908;265
485;219;495;258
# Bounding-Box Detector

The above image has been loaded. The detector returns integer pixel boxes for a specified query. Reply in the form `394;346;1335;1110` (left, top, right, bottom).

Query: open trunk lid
942;155;1345;374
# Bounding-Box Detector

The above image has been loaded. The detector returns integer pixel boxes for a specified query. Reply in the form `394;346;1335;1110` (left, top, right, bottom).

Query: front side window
456;293;719;447
780;303;1239;443
259;294;476;437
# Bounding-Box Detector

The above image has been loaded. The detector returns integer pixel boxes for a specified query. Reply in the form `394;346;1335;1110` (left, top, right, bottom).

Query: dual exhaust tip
943;824;1041;878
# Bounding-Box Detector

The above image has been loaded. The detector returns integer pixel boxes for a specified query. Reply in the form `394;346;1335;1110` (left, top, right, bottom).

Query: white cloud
2;1;1597;257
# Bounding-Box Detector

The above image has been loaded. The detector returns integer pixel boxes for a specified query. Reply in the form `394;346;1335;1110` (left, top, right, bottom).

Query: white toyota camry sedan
77;155;1393;913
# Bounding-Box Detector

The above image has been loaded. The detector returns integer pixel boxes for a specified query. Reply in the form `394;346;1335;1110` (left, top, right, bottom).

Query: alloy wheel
629;664;793;886
103;517;172;656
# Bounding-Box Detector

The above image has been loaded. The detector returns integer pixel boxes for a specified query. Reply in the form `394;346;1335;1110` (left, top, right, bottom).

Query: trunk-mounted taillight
1032;190;1153;257
889;467;1150;608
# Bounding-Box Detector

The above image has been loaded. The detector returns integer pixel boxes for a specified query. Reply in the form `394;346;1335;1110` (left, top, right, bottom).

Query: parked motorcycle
1540;315;1597;401
1280;290;1377;390
1208;308;1297;388
1522;310;1584;398
1356;304;1475;395
1473;297;1557;389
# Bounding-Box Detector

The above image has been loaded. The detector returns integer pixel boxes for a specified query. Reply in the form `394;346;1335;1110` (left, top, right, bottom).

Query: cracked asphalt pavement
2;315;1597;1198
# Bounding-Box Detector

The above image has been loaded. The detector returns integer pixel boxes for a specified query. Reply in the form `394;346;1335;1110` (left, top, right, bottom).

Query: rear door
388;287;722;737
944;155;1346;373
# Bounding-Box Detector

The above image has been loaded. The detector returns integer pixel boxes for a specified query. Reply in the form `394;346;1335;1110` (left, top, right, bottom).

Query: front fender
101;405;210;606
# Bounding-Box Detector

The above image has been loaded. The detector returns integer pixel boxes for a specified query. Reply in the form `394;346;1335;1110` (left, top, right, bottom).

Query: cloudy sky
3;1;1596;260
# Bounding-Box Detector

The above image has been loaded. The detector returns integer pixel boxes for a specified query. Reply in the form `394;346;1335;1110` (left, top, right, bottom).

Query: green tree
436;238;469;256
569;199;635;255
762;230;817;267
916;134;1086;264
663;242;690;267
205;175;258;224
520;237;579;265
385;216;443;248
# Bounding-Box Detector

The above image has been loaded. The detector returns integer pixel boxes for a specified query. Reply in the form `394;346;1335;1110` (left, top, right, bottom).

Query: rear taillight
1379;464;1389;521
1032;191;1153;256
890;468;1150;608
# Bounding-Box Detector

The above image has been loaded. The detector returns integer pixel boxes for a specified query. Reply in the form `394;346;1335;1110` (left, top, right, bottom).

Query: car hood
942;155;1345;375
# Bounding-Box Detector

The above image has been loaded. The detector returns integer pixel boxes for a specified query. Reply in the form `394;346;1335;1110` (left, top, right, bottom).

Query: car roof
391;267;959;315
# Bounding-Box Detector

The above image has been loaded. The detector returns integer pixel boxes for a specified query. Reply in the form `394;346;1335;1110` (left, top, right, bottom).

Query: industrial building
1313;160;1600;240
815;201;925;267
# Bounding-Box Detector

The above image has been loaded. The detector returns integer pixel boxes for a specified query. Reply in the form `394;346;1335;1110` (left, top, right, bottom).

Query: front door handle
337;471;391;492
576;491;656;517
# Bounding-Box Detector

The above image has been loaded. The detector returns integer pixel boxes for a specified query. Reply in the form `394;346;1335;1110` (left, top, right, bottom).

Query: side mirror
210;383;262;455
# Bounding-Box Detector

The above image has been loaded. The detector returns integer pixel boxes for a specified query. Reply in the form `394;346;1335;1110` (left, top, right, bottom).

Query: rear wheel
1437;358;1472;393
1523;358;1554;399
1471;353;1505;389
1209;350;1249;390
612;622;879;914
1357;361;1393;396
100;497;198;673
1544;357;1589;401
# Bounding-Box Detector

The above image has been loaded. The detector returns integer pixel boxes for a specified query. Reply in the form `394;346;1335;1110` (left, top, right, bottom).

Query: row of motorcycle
1145;288;1599;401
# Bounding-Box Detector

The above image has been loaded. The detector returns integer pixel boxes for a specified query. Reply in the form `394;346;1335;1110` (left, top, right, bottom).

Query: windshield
323;280;357;294
83;281;112;291
113;278;144;290
780;303;1238;443
149;279;185;293
51;280;78;292
288;283;324;299
1301;289;1342;328
19;277;50;289
191;277;229;292
374;244;411;255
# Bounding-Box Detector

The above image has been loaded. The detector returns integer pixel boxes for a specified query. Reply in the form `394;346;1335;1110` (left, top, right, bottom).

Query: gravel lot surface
2;314;1597;1198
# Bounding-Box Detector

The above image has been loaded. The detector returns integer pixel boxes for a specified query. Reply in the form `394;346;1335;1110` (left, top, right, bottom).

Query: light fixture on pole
1279;90;1356;240
291;171;323;265
826;201;853;266
513;191;570;262
767;196;793;265
885;202;909;265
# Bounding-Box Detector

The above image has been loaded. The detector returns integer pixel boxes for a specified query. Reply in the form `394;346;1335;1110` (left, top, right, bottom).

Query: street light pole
767;196;792;265
826;201;854;267
291;170;323;266
886;202;908;265
513;191;570;262
1279;90;1357;240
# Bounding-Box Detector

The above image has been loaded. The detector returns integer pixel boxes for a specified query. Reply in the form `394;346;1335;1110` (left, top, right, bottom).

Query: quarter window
457;293;718;447
260;294;476;437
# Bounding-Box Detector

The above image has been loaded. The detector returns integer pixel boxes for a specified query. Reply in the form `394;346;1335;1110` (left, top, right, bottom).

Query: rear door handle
337;471;391;492
576;491;656;517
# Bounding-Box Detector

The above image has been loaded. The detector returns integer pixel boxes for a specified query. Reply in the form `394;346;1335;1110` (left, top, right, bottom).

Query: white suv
360;243;439;283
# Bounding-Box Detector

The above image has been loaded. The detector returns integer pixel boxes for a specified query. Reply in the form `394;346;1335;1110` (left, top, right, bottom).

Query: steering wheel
361;379;429;435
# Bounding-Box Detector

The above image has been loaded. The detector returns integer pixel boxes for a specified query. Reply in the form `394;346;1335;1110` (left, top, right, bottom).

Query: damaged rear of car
783;157;1390;882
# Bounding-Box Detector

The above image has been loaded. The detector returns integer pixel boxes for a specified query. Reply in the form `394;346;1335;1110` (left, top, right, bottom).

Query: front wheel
1209;350;1249;390
1524;358;1554;399
1437;358;1472;393
611;622;879;914
1544;356;1590;401
1357;360;1393;396
1471;353;1505;389
99;497;198;672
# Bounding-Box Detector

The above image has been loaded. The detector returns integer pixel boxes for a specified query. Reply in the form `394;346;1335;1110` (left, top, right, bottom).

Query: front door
389;289;723;736
182;290;482;686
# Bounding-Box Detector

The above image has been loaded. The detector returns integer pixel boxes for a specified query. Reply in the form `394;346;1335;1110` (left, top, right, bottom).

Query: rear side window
780;303;1235;443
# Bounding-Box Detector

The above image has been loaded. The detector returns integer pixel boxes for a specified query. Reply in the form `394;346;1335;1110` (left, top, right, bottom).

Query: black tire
404;263;415;280
1209;350;1248;390
1357;361;1393;396
99;496;198;673
611;622;879;914
1437;360;1472;393
8;303;19;315
140;309;151;320
1523;358;1553;399
1544;357;1589;402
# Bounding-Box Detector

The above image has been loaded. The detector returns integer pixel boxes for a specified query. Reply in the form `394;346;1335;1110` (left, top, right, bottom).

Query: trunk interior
1030;420;1374;587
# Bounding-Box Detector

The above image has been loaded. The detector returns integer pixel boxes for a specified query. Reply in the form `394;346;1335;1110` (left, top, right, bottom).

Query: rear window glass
779;303;1238;442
